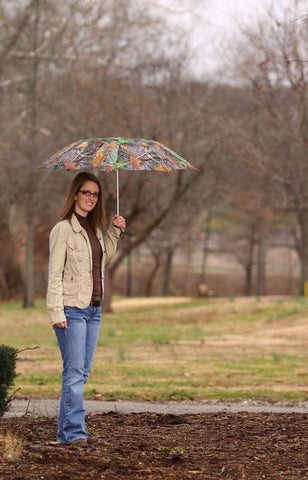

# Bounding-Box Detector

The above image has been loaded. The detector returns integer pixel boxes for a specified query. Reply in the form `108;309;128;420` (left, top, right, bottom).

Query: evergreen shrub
0;344;18;417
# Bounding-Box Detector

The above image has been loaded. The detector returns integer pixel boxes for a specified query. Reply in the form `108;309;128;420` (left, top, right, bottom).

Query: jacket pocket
63;272;80;296
67;240;85;263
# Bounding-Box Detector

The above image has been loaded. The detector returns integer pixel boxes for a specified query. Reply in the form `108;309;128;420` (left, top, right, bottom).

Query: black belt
90;300;101;307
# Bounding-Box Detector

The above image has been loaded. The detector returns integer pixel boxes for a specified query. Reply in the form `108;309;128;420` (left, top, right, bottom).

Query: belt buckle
90;300;101;308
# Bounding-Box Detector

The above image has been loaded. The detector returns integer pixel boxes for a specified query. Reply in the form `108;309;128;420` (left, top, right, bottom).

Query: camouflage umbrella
37;137;197;214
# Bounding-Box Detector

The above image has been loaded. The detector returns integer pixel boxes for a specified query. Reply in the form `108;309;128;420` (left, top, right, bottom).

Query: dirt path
112;296;192;310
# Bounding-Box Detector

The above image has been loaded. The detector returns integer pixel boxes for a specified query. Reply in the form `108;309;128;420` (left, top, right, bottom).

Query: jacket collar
70;213;102;239
70;213;84;233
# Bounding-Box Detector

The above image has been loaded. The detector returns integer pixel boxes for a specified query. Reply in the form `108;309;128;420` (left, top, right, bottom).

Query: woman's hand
112;215;126;231
55;321;67;329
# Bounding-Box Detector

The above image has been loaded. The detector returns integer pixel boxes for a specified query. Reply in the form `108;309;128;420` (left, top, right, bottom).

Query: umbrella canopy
37;137;197;214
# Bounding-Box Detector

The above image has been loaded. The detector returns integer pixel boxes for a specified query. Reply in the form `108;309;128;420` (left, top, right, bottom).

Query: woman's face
74;180;100;217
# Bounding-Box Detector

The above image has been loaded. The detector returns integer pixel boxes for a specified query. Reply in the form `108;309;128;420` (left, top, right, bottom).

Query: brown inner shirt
75;213;102;301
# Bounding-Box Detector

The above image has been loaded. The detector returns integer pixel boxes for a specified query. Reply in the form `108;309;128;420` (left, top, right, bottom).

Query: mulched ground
1;411;308;479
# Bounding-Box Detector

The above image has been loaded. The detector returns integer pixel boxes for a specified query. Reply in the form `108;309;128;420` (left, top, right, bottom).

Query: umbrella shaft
117;170;119;216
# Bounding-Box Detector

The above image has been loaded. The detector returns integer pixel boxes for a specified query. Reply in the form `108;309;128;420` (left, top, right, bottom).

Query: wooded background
1;0;308;309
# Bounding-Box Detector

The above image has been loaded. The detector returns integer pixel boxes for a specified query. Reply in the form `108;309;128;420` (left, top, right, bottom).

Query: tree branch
109;147;212;276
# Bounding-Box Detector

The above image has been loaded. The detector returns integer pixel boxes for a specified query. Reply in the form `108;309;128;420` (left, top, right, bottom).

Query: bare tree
219;1;308;294
1;0;199;306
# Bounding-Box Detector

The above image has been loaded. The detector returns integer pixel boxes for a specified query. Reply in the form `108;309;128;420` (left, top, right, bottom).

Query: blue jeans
53;305;101;444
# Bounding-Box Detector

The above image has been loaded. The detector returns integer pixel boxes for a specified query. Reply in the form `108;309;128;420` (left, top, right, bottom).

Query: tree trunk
145;255;160;297
200;212;212;284
23;213;34;308
298;210;308;296
0;218;24;300
256;237;266;296
244;238;255;296
126;252;132;297
23;0;39;308
244;264;252;296
162;250;174;296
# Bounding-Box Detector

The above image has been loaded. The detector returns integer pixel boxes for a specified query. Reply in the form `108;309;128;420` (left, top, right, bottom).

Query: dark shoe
87;434;101;445
70;438;88;448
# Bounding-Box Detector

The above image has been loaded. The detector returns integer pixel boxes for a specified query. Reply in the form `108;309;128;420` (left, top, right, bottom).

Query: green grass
1;296;308;402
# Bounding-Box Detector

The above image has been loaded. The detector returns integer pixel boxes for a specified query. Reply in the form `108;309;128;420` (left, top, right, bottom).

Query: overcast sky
188;0;290;76
154;0;302;78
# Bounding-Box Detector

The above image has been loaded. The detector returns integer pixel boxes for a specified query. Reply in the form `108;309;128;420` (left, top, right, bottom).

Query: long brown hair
60;172;106;232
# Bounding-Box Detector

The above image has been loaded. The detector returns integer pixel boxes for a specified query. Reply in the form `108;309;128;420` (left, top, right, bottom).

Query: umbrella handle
117;170;119;216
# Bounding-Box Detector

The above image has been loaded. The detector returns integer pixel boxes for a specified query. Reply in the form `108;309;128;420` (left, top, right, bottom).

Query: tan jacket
47;213;120;326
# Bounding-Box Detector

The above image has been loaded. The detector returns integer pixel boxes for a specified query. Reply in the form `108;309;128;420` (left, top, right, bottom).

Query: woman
47;172;125;447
